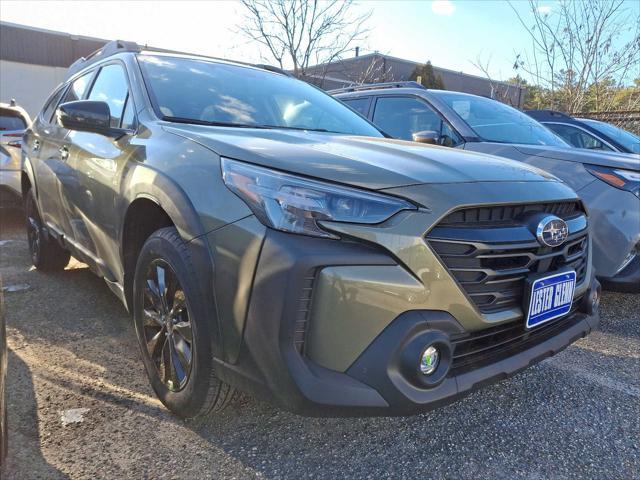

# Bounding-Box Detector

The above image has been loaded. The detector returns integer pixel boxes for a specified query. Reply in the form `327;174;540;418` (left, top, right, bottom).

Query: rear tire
24;188;70;271
132;227;235;419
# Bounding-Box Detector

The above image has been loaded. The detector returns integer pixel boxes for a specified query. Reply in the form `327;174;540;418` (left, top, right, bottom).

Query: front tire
132;227;235;419
24;188;70;271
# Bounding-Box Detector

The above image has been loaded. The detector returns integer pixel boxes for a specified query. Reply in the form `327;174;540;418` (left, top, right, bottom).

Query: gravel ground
1;209;638;479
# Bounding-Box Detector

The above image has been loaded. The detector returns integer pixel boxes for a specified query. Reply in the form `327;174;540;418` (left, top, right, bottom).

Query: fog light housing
420;345;440;375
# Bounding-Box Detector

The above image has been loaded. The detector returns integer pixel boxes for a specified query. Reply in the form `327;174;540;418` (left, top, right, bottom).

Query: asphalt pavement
1;209;638;479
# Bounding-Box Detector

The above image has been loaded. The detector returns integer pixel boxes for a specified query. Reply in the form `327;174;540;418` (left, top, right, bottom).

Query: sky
1;0;638;83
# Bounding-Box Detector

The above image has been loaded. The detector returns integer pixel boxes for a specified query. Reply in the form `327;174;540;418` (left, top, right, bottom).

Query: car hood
164;125;557;190
513;144;640;171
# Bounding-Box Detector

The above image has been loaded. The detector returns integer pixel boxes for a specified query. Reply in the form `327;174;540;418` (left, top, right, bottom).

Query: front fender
120;163;207;242
119;164;223;355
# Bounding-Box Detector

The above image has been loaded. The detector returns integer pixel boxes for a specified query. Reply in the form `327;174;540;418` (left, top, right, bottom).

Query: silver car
1;101;30;207
334;83;640;292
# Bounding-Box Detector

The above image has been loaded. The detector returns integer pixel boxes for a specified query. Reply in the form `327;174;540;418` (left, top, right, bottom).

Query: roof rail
66;40;294;79
328;81;426;95
254;64;293;77
66;39;141;79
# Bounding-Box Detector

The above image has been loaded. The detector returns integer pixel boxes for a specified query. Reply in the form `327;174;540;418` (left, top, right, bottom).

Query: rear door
32;72;94;235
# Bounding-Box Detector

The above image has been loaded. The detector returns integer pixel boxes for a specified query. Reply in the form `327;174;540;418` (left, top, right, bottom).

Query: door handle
59;145;69;161
33;139;40;152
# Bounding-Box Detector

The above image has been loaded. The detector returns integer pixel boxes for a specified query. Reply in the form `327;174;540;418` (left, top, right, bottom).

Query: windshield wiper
163;116;343;134
260;125;332;133
162;116;270;129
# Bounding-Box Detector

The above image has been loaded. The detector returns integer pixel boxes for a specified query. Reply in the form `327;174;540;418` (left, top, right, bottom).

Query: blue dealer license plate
525;271;576;329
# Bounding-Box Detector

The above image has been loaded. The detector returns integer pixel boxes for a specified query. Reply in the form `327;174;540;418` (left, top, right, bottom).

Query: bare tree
238;0;371;79
509;0;640;112
471;54;526;107
331;53;394;85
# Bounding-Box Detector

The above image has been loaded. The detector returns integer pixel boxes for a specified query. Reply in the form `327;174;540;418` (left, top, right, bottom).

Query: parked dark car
525;110;640;155
334;83;640;292
21;42;600;419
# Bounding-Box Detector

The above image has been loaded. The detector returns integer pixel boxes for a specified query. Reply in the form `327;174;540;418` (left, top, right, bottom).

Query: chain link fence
573;111;640;136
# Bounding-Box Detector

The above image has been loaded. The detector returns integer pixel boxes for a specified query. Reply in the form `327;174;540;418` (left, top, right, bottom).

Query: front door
62;62;137;276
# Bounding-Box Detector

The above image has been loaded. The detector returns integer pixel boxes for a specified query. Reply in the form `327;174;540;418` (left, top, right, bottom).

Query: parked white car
1;100;31;207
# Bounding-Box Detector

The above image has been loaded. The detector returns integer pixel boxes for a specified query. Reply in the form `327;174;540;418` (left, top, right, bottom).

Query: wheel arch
21;156;37;200
119;166;216;316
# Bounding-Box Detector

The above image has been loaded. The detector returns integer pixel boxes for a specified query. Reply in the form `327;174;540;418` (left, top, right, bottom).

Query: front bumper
212;227;600;416
600;254;640;293
577;178;640;289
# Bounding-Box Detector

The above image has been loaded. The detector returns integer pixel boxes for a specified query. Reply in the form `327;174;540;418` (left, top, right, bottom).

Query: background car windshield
138;55;382;136
437;92;568;147
580;119;640;154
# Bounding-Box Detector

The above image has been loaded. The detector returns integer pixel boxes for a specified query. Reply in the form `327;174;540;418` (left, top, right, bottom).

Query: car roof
65;39;290;82
136;50;288;76
333;86;486;103
525;110;576;122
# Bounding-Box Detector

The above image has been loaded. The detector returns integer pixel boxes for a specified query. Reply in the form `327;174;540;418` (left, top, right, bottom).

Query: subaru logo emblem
536;215;569;247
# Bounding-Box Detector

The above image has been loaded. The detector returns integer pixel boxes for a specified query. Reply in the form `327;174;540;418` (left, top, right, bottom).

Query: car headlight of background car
222;158;416;238
585;164;640;198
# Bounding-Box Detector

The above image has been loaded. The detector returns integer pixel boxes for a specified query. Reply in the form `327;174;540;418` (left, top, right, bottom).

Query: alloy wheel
26;206;41;263
142;259;194;392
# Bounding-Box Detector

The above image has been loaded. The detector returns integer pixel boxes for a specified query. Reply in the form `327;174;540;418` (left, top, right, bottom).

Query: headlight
585;164;640;198
221;158;415;238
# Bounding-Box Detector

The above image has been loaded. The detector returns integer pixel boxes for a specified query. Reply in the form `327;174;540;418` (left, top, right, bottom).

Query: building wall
304;54;526;108
0;60;67;118
1;22;109;118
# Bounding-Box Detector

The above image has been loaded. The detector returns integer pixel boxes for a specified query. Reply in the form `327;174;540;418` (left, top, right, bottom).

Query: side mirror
57;101;126;138
412;130;440;145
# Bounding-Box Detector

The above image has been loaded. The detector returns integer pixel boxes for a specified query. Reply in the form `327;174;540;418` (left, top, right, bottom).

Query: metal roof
0;21;108;68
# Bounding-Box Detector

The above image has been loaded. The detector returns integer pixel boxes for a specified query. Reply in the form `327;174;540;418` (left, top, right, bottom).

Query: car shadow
183;346;639;479
3;349;68;479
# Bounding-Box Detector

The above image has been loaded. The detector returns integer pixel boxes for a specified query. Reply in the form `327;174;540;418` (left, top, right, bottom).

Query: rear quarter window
341;98;370;116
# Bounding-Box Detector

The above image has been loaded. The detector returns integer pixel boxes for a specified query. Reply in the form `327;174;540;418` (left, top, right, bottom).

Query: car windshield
137;55;382;137
579;119;640;154
436;92;569;147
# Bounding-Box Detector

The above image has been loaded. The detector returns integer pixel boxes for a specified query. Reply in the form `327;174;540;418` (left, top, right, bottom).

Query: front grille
437;201;583;227
449;301;584;376
427;202;589;314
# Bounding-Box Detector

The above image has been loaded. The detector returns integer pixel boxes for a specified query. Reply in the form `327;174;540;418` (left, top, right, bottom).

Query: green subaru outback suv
21;41;600;418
